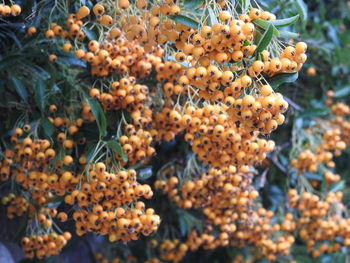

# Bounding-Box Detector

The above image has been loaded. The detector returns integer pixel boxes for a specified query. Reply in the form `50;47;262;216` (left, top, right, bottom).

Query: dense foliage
1;0;350;262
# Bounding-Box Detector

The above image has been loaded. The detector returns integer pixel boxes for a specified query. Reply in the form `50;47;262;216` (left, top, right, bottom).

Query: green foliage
255;23;274;54
87;98;107;138
169;15;200;29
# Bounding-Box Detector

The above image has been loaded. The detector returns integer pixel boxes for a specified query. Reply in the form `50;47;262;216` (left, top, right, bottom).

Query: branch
268;155;289;175
283;96;304;111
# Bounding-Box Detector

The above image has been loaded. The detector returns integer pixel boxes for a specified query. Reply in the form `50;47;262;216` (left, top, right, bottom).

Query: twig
268;154;288;174
259;167;269;188
283;96;304;111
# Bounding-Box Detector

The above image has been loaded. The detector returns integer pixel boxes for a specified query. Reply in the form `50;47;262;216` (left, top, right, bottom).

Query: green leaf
295;0;308;23
87;98;107;137
238;0;250;12
268;72;299;88
82;27;97;40
254;30;263;45
40;118;55;137
184;0;204;9
178;214;188;236
333;85;350;98
207;7;218;26
24;63;51;80
106;140;127;162
138;166;153;180
304;173;323;181
271;14;299;27
12;214;29;242
10;76;28;102
330;180;345;193
34;79;46;112
295;256;313;263
0;54;22;71
297;107;329;118
169;15;200;29
253;19;280;37
279;30;300;39
255;23;274;55
47;196;64;208
58;55;86;68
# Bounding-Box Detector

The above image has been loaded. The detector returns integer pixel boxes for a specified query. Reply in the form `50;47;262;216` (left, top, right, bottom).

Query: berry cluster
1;194;32;219
21;232;71;259
66;164;158;242
288;190;349;257
119;126;155;165
0;3;21;16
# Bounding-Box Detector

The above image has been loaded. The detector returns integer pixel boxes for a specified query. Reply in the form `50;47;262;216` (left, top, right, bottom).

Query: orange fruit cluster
89;77;153;128
291;104;350;184
46;5;165;78
0;135;78;204
1;194;32;219
155;166;255;224
118;126;155;165
152;104;276;167
155;166;295;261
330;106;350;143
21;232;71;259
289;97;350;186
288;190;350;257
65;164;159;242
157;231;228;262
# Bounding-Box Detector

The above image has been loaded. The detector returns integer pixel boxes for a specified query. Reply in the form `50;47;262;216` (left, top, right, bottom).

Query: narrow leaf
0;55;22;71
138;166;153;180
253;19;280;37
82;27;97;41
238;0;250;12
47;196;64;208
184;0;204;9
304;173;323;181
10;76;28;102
178;215;188;236
208;7;218;26
333;86;350;98
40;118;55;137
295;0;308;22
58;55;86;68
279;30;299;39
169;15;200;29
295;256;313;263
34;79;46;112
255;23;274;54
268;72;299;88
271;14;299;27
106;140;127;162
87;98;107;137
297;107;329;118
330;180;345;193
12;215;29;242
